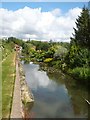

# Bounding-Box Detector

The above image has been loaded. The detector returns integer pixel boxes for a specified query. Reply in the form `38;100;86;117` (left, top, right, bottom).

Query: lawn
2;51;16;118
0;49;2;119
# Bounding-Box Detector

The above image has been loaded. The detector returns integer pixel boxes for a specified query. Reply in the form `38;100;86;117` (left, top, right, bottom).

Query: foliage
71;7;90;49
68;67;90;81
64;7;90;82
59;42;70;50
66;7;90;70
7;37;24;46
2;39;15;60
65;44;89;69
44;58;53;63
54;45;67;60
44;47;55;58
29;40;50;51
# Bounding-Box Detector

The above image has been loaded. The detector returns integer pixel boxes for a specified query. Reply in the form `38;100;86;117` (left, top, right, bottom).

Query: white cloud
51;8;61;16
0;6;82;42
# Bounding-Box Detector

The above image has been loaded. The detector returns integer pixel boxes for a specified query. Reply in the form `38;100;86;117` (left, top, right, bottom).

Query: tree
65;7;90;69
7;37;24;46
71;7;90;49
54;46;67;60
65;42;89;69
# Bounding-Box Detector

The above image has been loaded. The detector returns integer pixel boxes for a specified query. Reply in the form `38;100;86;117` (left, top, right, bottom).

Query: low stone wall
18;62;34;118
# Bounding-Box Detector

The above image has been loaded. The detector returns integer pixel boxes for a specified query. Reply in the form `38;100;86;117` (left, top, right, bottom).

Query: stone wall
18;61;34;118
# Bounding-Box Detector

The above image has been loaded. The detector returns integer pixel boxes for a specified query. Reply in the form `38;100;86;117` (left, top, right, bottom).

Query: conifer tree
72;7;90;49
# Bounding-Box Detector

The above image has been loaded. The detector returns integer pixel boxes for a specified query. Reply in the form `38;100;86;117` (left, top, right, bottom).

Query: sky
0;0;89;2
0;2;89;42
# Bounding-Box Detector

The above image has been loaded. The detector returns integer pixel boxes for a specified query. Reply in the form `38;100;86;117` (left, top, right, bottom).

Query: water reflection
23;63;88;118
47;68;88;118
24;64;58;91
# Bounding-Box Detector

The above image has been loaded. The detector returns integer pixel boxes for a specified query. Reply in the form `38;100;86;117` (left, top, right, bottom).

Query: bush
44;58;53;63
68;67;90;80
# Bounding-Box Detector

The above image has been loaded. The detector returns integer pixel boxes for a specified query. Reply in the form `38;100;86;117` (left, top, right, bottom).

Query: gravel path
10;54;22;118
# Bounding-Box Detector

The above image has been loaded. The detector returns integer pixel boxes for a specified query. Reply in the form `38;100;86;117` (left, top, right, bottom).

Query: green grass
0;51;2;119
2;52;16;118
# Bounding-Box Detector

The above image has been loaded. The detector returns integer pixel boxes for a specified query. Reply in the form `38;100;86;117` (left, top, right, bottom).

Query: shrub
44;58;53;63
68;67;90;80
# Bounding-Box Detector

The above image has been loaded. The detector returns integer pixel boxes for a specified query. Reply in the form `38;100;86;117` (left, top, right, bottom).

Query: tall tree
71;7;90;49
66;7;90;68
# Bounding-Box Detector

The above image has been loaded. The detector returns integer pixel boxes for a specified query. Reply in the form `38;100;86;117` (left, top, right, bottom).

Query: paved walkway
10;54;22;118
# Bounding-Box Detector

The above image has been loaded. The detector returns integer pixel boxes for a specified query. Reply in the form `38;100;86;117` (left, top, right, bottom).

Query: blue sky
2;2;88;12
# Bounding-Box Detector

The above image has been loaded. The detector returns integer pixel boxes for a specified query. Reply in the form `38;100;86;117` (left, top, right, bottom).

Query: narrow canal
23;63;88;118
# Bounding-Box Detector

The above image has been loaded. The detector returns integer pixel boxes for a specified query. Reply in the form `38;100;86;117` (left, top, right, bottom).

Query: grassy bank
2;51;16;118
